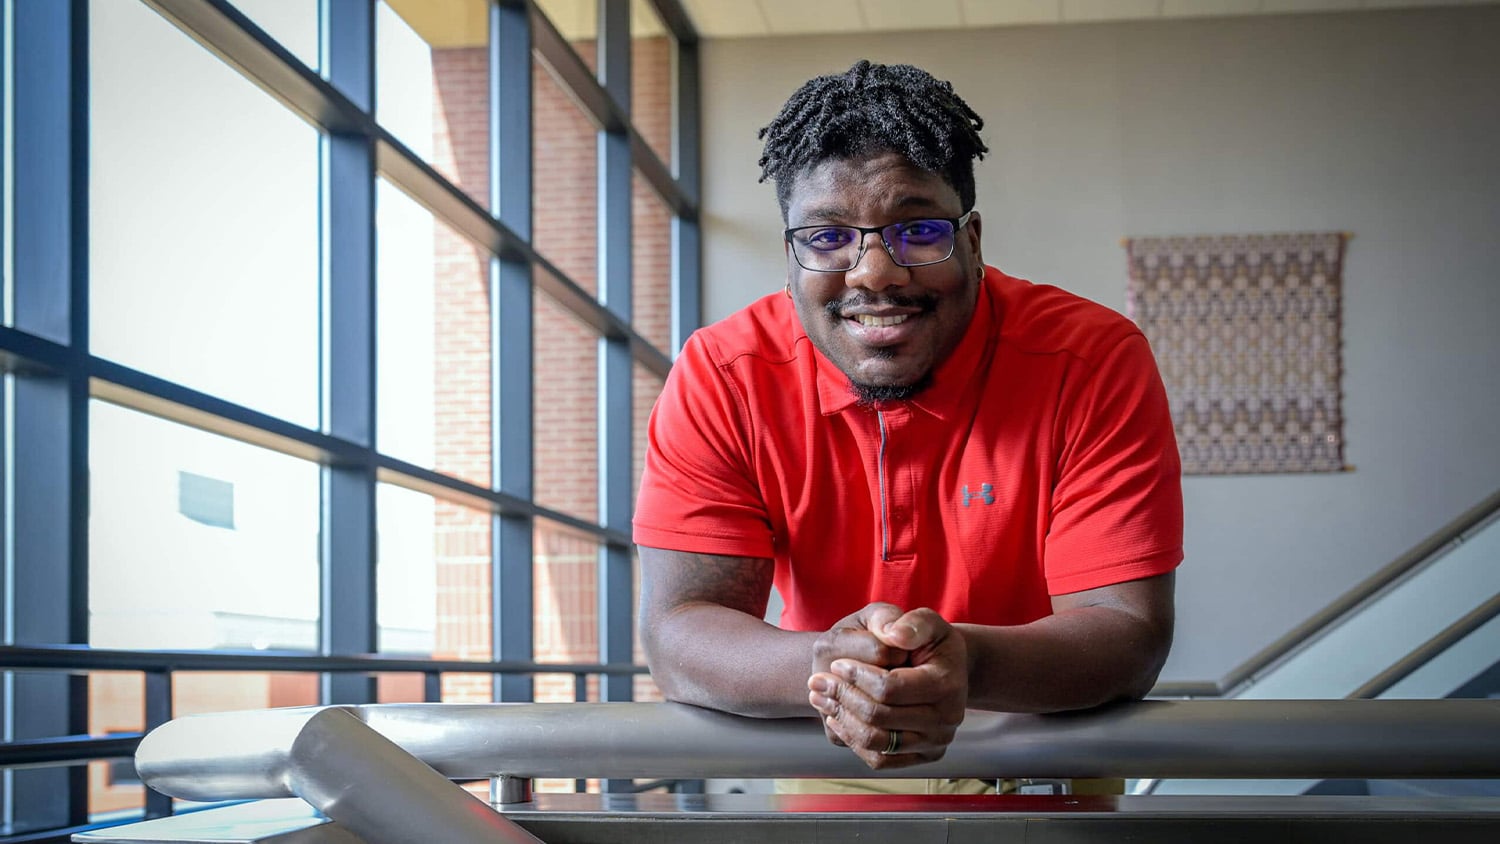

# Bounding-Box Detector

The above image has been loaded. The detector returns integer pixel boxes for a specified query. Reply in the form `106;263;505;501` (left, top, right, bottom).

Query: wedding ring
881;729;902;756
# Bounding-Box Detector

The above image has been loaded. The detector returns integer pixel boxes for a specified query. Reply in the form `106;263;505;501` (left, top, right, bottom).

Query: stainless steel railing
138;699;1500;802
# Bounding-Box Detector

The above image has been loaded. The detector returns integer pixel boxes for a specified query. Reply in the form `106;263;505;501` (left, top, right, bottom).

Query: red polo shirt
634;267;1182;632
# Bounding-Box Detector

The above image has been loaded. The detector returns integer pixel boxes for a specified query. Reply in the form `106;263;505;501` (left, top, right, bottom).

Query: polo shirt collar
808;268;999;420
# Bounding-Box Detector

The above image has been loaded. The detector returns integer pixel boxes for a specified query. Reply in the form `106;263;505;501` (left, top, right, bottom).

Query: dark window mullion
671;38;701;353
5;0;90;830
596;0;634;737
492;0;535;704
319;0;376;705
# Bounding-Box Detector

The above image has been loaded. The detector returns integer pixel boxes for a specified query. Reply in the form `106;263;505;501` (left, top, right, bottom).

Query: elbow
638;606;696;707
1121;618;1174;701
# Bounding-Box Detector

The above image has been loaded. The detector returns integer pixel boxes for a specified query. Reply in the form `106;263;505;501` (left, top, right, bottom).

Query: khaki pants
774;777;1125;795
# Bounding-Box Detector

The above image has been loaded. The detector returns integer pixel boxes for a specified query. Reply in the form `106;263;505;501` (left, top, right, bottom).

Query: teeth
854;314;909;328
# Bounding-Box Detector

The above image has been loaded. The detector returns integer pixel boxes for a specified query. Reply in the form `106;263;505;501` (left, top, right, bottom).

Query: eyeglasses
784;211;973;273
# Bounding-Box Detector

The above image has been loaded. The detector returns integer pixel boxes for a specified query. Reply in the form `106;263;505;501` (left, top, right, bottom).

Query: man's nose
845;231;909;291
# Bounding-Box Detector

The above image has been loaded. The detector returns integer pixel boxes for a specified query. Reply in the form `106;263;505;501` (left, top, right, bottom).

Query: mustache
823;292;939;319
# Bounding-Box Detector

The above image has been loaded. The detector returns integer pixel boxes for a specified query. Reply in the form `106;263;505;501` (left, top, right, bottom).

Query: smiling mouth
851;313;911;328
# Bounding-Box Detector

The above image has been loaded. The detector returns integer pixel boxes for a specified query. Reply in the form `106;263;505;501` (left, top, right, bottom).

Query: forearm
645;602;820;718
957;603;1171;713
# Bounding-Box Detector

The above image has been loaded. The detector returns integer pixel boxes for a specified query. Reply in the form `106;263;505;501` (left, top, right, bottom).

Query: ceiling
392;0;1496;47
675;0;1495;39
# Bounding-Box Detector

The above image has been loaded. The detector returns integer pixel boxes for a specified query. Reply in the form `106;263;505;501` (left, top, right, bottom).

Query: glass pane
376;178;492;488
630;0;674;168
376;0;491;210
632;365;666;703
534;520;600;688
89;402;321;651
632;366;661;500
377;483;498;702
533;281;599;523
87;672;145;818
631;172;673;351
89;0;320;427
376;672;429;703
442;672;493;703
632;548;662;702
533;57;598;295
173;672;320;717
86;667;318;818
376;483;438;655
632;363;666;512
229;0;319;71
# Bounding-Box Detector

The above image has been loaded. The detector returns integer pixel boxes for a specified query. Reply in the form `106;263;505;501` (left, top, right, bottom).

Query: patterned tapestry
1124;232;1347;475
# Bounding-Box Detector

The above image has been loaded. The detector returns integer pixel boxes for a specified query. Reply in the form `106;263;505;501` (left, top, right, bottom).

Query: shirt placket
877;406;916;563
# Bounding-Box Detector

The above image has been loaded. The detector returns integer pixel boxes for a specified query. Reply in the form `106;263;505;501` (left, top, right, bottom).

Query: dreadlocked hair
757;60;989;219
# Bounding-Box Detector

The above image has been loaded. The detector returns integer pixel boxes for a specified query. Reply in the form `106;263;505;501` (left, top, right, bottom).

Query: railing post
491;773;534;806
142;669;174;818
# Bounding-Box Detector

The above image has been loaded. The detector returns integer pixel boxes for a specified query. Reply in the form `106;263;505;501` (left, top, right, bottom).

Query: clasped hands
807;602;969;769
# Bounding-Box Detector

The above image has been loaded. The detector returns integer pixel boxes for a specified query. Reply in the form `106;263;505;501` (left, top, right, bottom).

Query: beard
850;378;932;405
826;292;939;405
849;350;933;405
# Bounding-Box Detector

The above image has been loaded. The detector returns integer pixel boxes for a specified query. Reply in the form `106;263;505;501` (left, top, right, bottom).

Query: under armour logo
962;484;995;507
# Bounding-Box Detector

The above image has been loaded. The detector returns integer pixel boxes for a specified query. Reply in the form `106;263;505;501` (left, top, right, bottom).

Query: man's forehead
787;153;960;218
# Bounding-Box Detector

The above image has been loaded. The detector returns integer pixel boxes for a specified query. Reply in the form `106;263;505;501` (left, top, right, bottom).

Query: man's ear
966;210;983;268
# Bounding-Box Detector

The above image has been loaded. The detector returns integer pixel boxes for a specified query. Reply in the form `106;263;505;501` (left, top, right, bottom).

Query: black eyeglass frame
783;210;975;273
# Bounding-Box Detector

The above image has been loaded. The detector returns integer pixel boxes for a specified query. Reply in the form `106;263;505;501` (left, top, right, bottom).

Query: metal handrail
1349;592;1500;700
1151;486;1500;698
286;708;541;844
0;644;648;677
0;733;140;769
0;645;650;774
135;699;1500;802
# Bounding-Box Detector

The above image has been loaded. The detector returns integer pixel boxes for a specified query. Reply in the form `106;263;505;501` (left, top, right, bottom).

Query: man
633;60;1182;787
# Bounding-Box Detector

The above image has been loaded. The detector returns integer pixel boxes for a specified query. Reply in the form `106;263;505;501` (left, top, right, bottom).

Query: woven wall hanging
1124;232;1348;475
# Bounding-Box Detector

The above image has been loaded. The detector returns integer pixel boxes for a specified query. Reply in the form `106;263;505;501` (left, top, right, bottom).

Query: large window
0;0;697;831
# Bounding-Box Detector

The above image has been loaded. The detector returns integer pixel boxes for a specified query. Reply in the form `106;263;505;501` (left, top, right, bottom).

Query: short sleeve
632;333;776;558
1044;333;1184;595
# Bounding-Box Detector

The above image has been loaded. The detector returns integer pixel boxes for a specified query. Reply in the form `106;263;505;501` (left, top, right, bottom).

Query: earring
784;282;792;298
